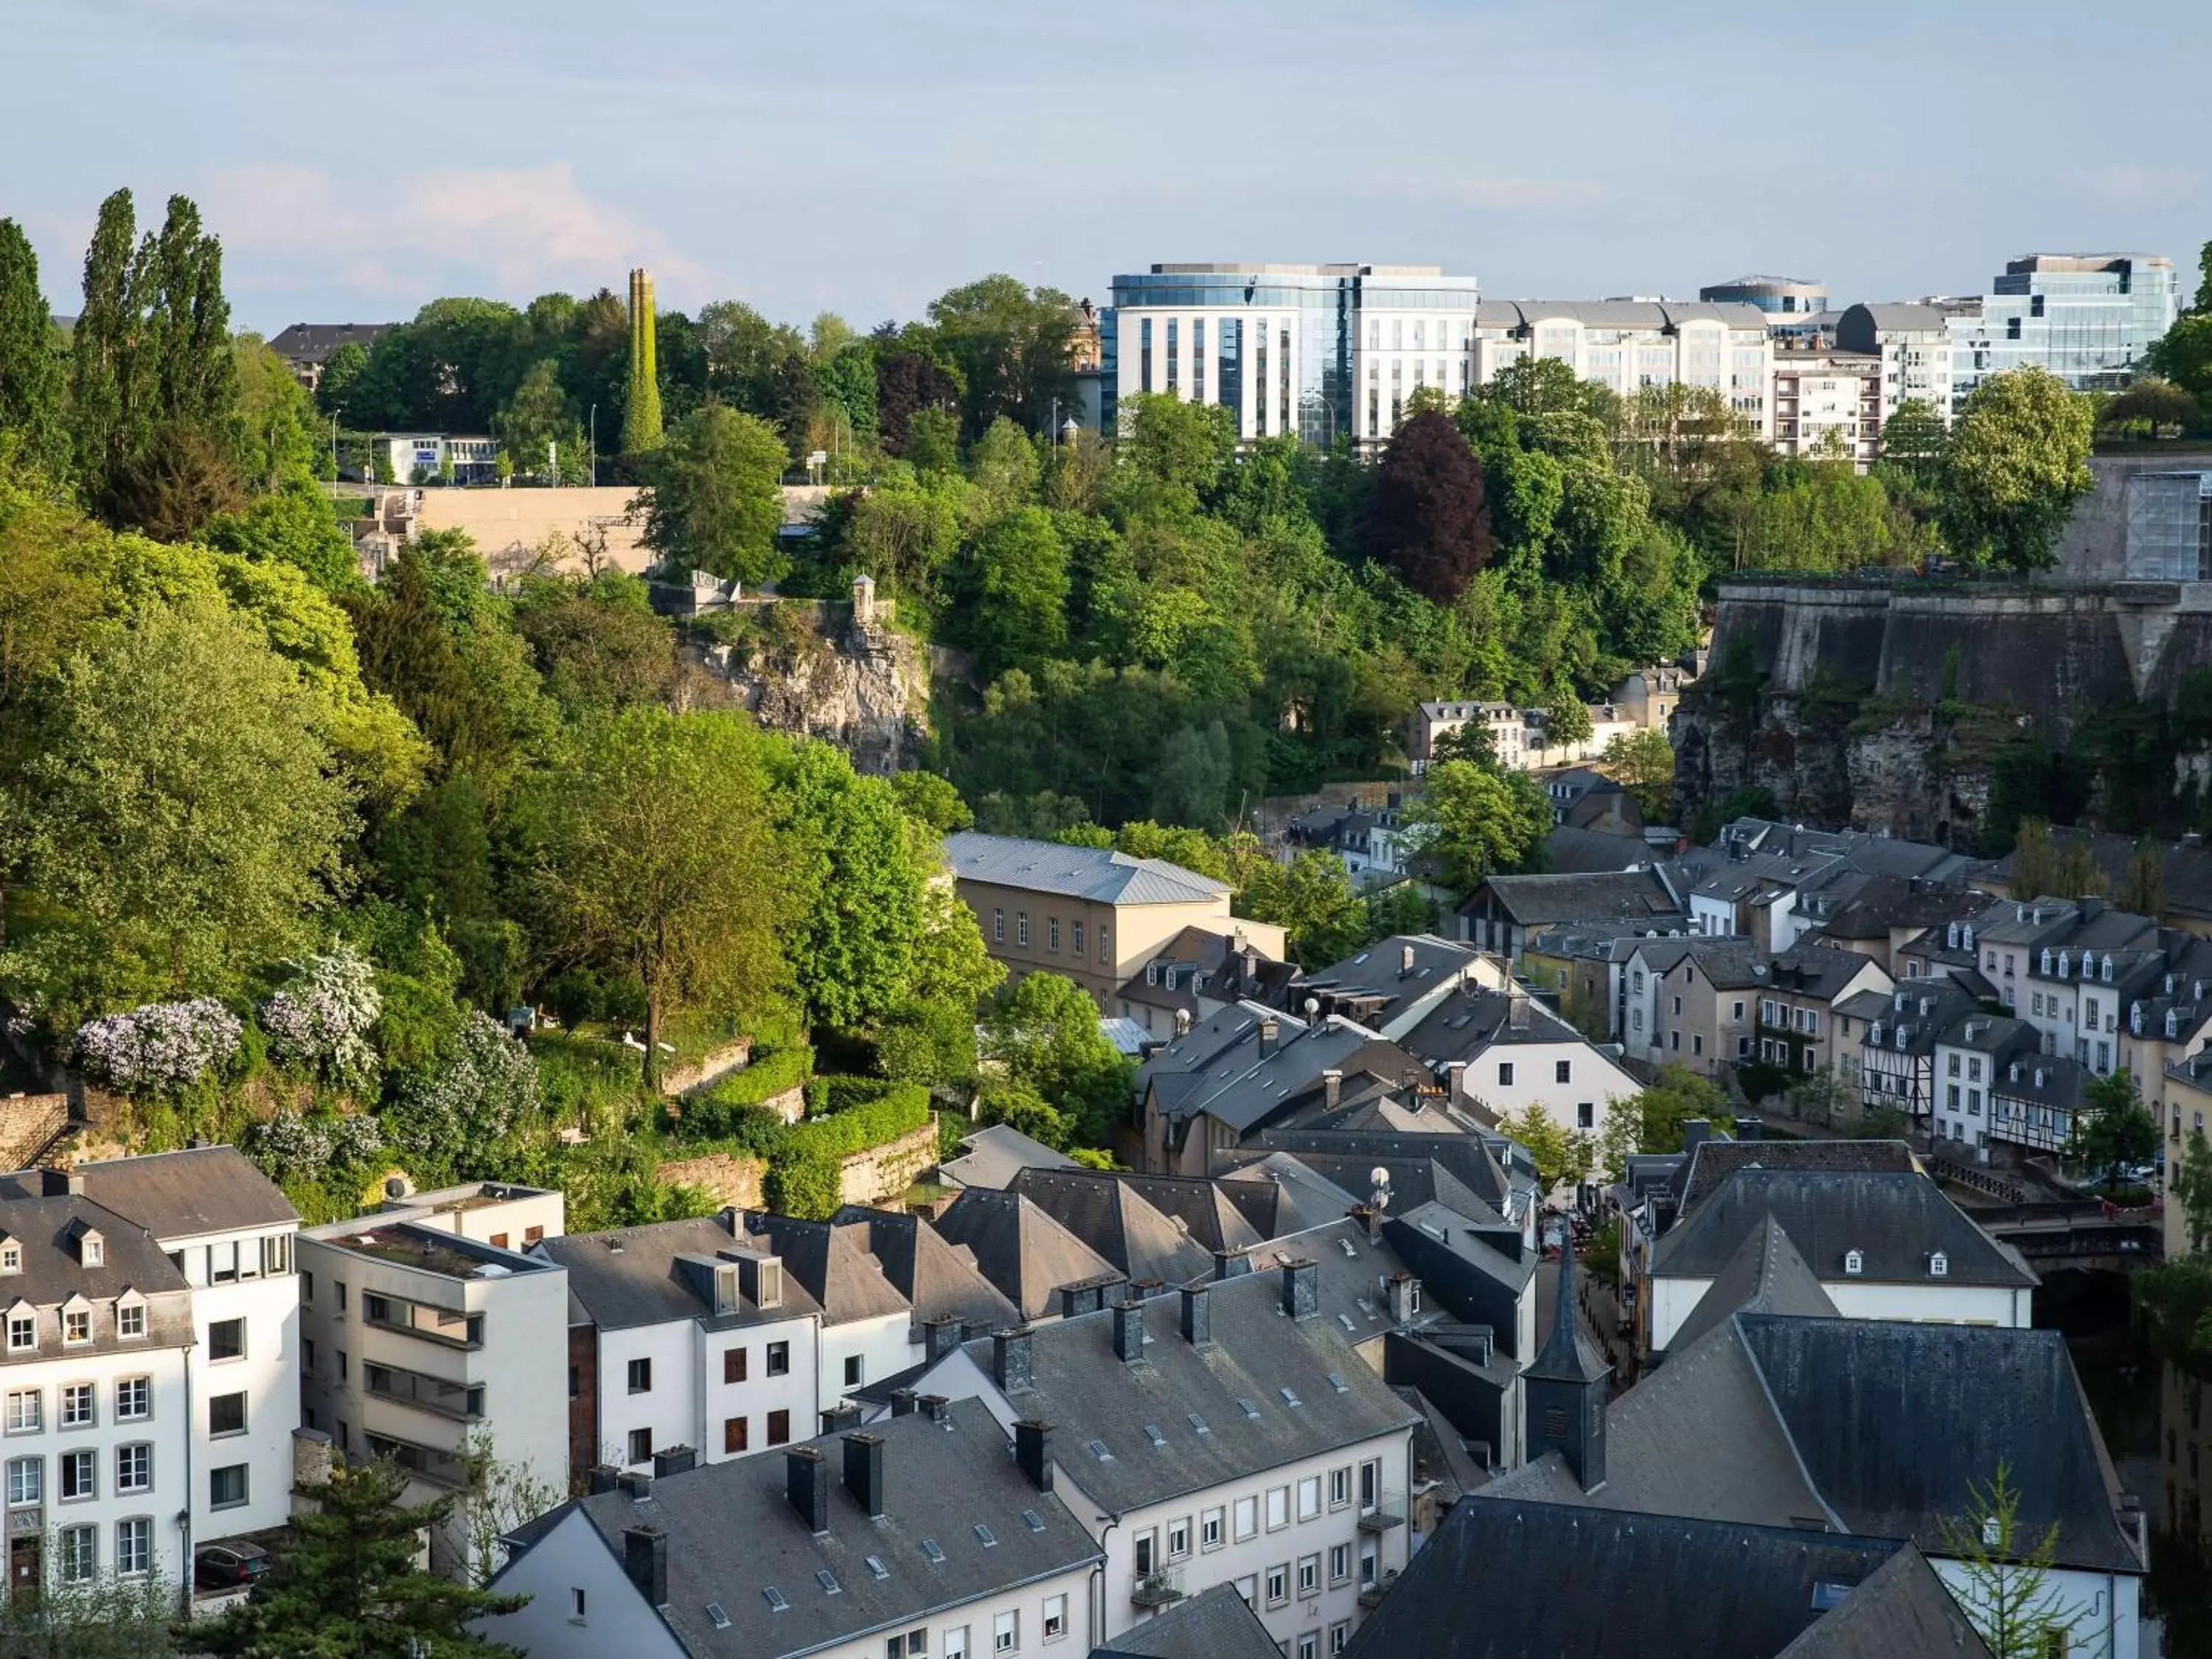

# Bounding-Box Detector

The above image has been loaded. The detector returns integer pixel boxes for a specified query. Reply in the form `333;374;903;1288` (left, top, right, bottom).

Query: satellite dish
1304;998;1321;1016
1370;1167;1391;1189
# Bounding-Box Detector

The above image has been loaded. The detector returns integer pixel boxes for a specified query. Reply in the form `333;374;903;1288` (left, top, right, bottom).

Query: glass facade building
1102;264;1480;447
1948;254;2178;408
1699;275;1829;319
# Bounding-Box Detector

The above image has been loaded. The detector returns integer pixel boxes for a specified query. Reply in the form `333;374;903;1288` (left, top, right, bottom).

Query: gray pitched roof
1243;1130;1517;1214
540;1397;1100;1659
1677;1138;1919;1215
1652;1169;2035;1290
1091;1583;1284;1659
740;1214;914;1326
74;1145;299;1241
1397;984;1594;1065
1140;1014;1425;1138
830;1207;1020;1332
1346;1496;1913;1659
936;1124;1077;1190
1213;1153;1366;1238
0;1184;195;1361
1773;1543;1992;1658
943;832;1229;905
1003;1169;1215;1287
931;1189;1123;1321
1293;934;1483;1021
266;321;394;364
540;1215;825;1332
960;1264;1420;1515
1461;870;1681;927
1666;1214;1841;1354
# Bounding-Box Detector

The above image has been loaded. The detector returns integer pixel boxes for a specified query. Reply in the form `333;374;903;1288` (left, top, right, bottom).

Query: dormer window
2170;1011;2183;1040
2034;1067;2047;1088
1947;924;1960;950
79;1231;102;1269
2168;974;2179;995
1871;1021;1885;1046
1146;963;1158;986
757;1258;782;1310
116;1295;145;1340
2042;950;2053;975
4;1304;34;1353
1930;1251;1949;1278
1964;927;1976;951
1918;996;1932;1018
2132;1004;2145;1036
1843;1250;1864;1276
714;1265;740;1315
2101;956;2113;984
0;1240;17;1276
62;1301;91;1346
2009;1061;2021;1083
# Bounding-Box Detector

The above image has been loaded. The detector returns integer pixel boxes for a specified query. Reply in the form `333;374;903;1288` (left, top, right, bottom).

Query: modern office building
1699;275;1828;321
1102;263;1481;448
1947;253;2179;408
1470;301;1775;437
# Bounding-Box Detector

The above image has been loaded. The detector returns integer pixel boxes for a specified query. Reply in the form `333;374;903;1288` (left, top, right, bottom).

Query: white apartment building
0;1170;195;1603
1397;986;1638;1161
1770;350;1883;467
76;1147;302;1543
1471;300;1774;438
1104;263;1481;449
298;1198;569;1575
1834;305;1955;427
878;1262;1422;1650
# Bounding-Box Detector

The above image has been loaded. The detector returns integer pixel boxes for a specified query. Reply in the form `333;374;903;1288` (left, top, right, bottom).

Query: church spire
1523;1218;1610;1490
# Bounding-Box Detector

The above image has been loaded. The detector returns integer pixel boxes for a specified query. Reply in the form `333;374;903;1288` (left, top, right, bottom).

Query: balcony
362;1293;482;1351
1357;1490;1408;1533
1358;1568;1401;1610
364;1361;483;1423
1130;1565;1186;1607
363;1430;469;1489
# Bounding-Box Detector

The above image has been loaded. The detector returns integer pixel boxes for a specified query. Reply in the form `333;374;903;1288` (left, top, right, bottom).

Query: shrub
678;1047;814;1138
262;944;383;1091
804;1073;894;1116
765;1085;931;1220
72;999;243;1096
246;1109;386;1189
382;1014;542;1175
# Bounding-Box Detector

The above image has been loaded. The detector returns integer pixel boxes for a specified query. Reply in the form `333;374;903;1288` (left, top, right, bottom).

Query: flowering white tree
383;1015;540;1171
71;999;243;1096
246;1110;386;1188
261;945;382;1092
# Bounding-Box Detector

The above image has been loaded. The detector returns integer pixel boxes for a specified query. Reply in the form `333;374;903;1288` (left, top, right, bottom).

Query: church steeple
1523;1220;1610;1491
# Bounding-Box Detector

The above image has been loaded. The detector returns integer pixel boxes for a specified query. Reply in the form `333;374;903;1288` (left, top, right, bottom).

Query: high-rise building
1947;253;2178;409
1102;263;1480;449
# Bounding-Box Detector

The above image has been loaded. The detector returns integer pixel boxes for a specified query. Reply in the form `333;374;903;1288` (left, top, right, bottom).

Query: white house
1398;986;1638;1161
0;1169;195;1603
870;1260;1422;1650
737;1212;920;1416
480;1397;1105;1659
77;1146;302;1543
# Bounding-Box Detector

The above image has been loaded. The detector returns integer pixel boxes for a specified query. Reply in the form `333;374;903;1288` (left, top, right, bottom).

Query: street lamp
589;404;597;488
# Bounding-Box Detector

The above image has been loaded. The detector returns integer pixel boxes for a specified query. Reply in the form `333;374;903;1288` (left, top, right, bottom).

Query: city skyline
9;0;2208;334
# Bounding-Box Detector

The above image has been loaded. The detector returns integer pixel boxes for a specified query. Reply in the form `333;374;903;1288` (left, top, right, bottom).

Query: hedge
678;1046;815;1138
765;1083;931;1220
804;1073;893;1116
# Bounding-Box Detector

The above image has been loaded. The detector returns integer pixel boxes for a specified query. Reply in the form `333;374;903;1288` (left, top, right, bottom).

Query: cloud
201;162;703;303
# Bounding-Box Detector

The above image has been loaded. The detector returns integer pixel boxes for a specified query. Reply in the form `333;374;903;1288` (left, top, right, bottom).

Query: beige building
1471;299;1775;438
943;832;1284;1007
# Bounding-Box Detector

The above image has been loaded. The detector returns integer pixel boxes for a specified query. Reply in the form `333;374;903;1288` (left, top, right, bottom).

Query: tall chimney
1180;1284;1212;1349
1213;1248;1250;1281
1112;1299;1147;1364
1281;1259;1318;1321
785;1447;831;1534
1400;942;1417;979
1014;1419;1055;1493
650;1445;695;1480
623;1527;668;1607
1322;1070;1343;1109
841;1433;886;1520
888;1388;918;1419
1258;1018;1279;1058
992;1329;1034;1395
922;1315;964;1363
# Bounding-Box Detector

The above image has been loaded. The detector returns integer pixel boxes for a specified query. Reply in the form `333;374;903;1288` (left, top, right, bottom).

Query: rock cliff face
716;616;931;775
1675;578;2212;845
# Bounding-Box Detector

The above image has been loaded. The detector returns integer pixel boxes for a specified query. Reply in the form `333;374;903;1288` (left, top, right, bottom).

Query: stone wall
0;1093;70;1169
835;1119;939;1208
654;1152;766;1210
661;1040;755;1101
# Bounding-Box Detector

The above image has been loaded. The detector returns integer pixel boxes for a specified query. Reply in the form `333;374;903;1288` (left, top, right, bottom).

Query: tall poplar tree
622;265;663;454
0;220;63;475
70;187;137;487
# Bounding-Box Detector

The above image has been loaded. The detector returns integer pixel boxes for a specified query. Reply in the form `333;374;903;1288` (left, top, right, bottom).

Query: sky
9;0;2209;335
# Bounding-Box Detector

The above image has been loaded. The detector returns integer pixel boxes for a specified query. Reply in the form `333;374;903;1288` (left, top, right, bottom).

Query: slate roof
527;1397;1101;1659
1665;1214;1840;1354
956;1262;1421;1515
943;832;1229;905
1213;1153;1366;1238
1002;1169;1215;1287
1398;985;1607;1066
1244;1129;1519;1214
1773;1543;1992;1658
1650;1169;2034;1290
1345;1496;1914;1659
540;1216;825;1332
1091;1583;1284;1659
0;1186;195;1361
1989;827;2212;922
737;1214;914;1326
930;1189;1124;1321
1677;1138;1919;1216
74;1145;299;1241
830;1207;1020;1333
1461;870;1682;927
1544;824;1649;874
936;1124;1077;1190
1293;934;1484;1024
1116;925;1301;1020
267;321;394;364
1139;1012;1425;1138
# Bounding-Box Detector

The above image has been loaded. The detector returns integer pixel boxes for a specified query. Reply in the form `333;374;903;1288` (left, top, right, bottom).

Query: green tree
1150;720;1234;828
1401;759;1551;892
0;218;66;476
70;188;140;490
1499;1103;1589;1190
1234;844;1371;967
234;335;326;492
2135;1253;2212;1376
927;275;1078;437
1937;1464;2107;1659
2121;835;2166;919
1116;392;1237;499
636;403;787;583
889;770;973;834
2169;1127;2212;1254
624;268;664;454
7;594;355;1009
315;339;369;418
495;358;586;483
1542;692;1594;754
984;971;1132;1150
2069;1068;2157;1192
1942;368;2096;571
512;570;675;712
1613;1065;1733;1155
204;479;358;592
193;1458;525;1658
1601;727;1676;821
0;1559;178;1658
2097;375;2199;438
532;709;792;1084
904;406;961;475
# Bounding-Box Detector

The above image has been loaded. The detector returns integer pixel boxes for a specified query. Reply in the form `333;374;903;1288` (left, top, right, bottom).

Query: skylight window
1088;1439;1113;1461
1238;1398;1262;1421
1280;1386;1303;1408
1327;1373;1349;1394
1187;1413;1210;1436
1339;1238;1358;1258
706;1604;731;1630
1023;1509;1046;1533
1338;1314;1356;1333
866;1556;889;1581
922;1540;946;1565
764;1587;790;1612
816;1570;842;1596
1144;1425;1166;1448
974;1524;998;1548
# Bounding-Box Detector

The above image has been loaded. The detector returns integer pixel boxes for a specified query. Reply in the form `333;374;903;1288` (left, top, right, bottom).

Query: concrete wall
416;487;650;575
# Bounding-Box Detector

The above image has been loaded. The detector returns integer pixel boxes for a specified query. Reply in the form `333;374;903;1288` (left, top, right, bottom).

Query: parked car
194;1541;272;1590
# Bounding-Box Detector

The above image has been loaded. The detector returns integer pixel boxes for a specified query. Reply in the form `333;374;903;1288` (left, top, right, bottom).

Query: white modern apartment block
1103;263;1481;449
0;1169;195;1602
298;1193;568;1574
1834;305;1955;427
76;1147;302;1543
1770;350;1883;467
1471;300;1775;438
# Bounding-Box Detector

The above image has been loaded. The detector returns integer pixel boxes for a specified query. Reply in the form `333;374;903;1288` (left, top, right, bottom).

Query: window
60;1383;93;1428
1266;1562;1290;1607
724;1416;748;1455
60;1447;94;1500
1235;1573;1259;1608
1577;1102;1595;1130
116;1443;150;1494
117;1301;145;1340
768;1409;791;1446
1360;1548;1377;1586
5;1391;38;1434
946;1628;968;1659
209;1318;244;1363
722;1346;748;1385
1329;1621;1352;1655
992;909;1005;944
1016;913;1029;947
1266;1484;1290;1530
1072;922;1085;956
844;1355;864;1388
994;1610;1018;1654
209;1392;246;1436
767;1342;790;1377
210;1240;239;1284
1042;1593;1067;1642
0;1245;16;1276
1298;1553;1320;1595
888;1632;930;1659
1201;1506;1225;1550
1328;1467;1351;1509
627;1428;653;1466
116;1517;150;1576
1555;1060;1572;1084
7;1311;34;1352
1047;919;1060;953
1297;1475;1321;1520
63;1307;90;1346
1133;1528;1155;1573
59;1523;96;1582
1233;1495;1258;1540
262;1234;290;1275
1672;995;1683;1016
627;1358;652;1395
1498;1062;1514;1087
6;1457;38;1505
1298;1636;1319;1659
211;1464;248;1509
1329;1543;1351;1585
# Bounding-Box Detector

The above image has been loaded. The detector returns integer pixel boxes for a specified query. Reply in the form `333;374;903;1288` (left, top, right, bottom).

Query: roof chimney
1213;1248;1251;1281
1015;1419;1055;1494
1322;1070;1343;1109
1258;1017;1279;1057
1111;1298;1147;1364
1683;1119;1711;1152
922;1315;964;1363
650;1445;695;1480
622;1527;668;1607
785;1447;831;1534
992;1328;1034;1394
1400;943;1417;979
1281;1258;1319;1321
41;1169;82;1197
1180;1283;1212;1349
841;1432;886;1520
888;1388;918;1419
